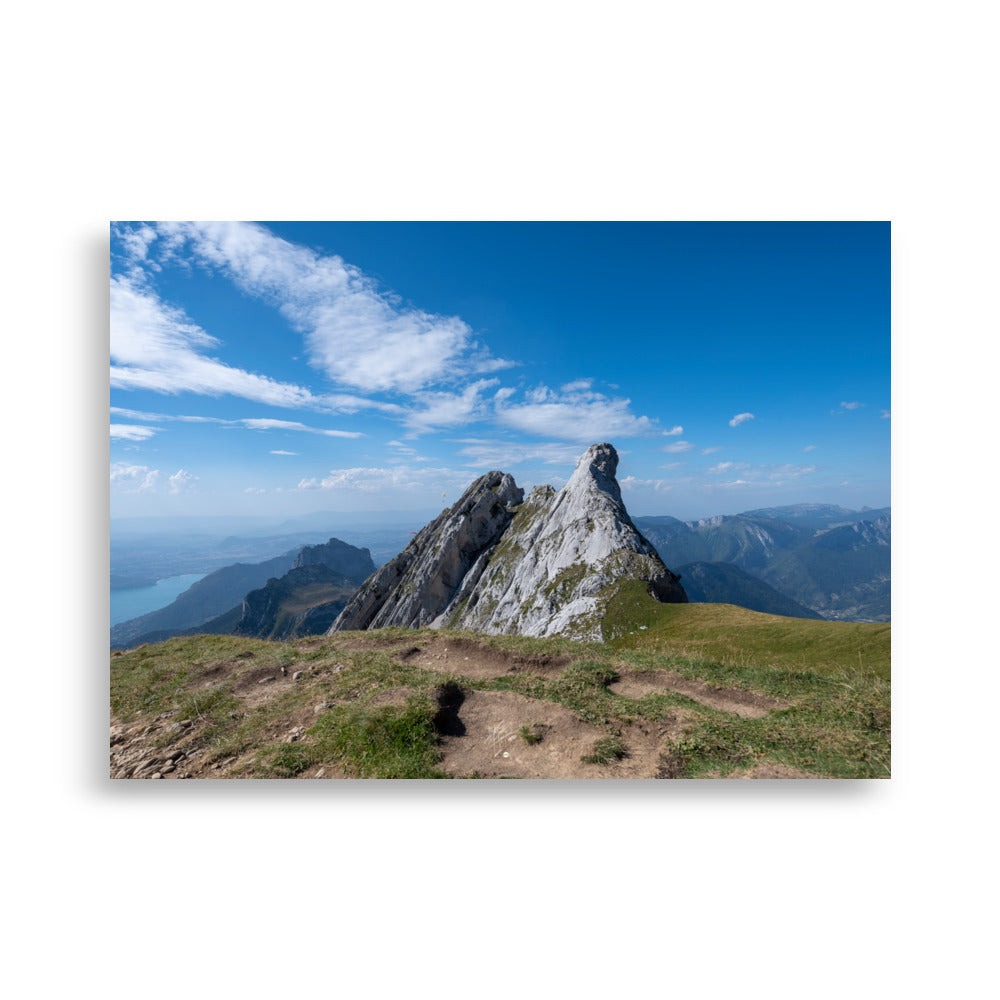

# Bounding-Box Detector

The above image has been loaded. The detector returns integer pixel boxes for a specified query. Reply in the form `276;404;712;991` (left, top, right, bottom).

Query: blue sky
110;221;890;523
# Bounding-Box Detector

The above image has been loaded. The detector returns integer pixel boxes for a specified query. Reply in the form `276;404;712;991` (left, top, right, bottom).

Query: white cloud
238;418;363;438
270;450;298;456
662;426;684;436
880;409;891;419
620;475;672;493
403;379;499;434
560;378;593;393
168;469;199;494
701;446;723;455
110;424;158;441
840;401;864;410
110;274;326;409
110;406;222;424
244;487;267;494
452;438;583;468
715;462;817;488
663;440;694;453
729;412;755;427
803;444;818;452
110;463;160;493
494;383;660;442
297;465;472;494
146;221;515;395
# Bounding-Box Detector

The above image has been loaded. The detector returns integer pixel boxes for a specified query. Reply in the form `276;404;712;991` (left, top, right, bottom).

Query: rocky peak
291;537;375;581
329;444;686;641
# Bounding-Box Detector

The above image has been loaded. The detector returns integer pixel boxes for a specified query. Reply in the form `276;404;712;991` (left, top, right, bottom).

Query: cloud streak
143;222;515;395
494;383;661;442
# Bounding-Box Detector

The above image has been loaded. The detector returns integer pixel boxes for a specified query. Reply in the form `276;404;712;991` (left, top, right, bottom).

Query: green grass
582;735;627;765
603;580;890;677
110;598;890;779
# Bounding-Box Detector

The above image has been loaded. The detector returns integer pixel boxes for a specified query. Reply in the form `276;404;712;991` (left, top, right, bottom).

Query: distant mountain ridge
111;537;375;648
634;505;890;622
675;562;825;620
110;549;302;648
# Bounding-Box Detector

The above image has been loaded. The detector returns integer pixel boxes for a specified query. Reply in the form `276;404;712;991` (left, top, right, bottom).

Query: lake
110;573;207;625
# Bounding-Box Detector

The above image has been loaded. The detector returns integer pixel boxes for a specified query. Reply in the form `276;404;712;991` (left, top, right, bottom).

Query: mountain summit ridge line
329;443;687;641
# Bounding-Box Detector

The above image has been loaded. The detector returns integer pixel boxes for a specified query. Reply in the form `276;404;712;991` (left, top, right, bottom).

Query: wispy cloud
840;401;864;410
663;440;694;453
238;418;363;438
403;379;499;434
270;450;297;456
138;221;515;395
297;465;472;494
168;469;199;494
620;475;672;493
729;412;755;427
803;444;817;452
110;424;158;441
662;425;684;436
452;438;583;468
716;462;817;487
494;383;660;442
111;274;329;409
880;409;891;419
700;446;723;455
110;463;160;493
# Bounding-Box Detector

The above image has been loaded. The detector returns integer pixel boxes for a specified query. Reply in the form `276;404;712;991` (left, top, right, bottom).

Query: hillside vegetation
110;591;890;780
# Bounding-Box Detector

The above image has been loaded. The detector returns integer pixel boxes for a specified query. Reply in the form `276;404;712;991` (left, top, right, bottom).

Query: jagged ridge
330;443;686;641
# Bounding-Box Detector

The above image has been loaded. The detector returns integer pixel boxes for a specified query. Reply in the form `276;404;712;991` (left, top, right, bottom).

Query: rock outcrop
329;443;686;641
231;538;376;640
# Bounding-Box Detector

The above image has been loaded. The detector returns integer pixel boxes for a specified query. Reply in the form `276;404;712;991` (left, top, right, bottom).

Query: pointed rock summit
329;443;686;641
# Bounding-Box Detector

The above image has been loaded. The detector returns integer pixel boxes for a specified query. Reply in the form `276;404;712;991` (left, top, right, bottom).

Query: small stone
150;772;162;779
258;676;275;684
161;764;176;774
292;670;304;680
315;769;326;778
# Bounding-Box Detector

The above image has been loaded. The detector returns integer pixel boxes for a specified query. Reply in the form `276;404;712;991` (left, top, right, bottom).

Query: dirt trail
397;636;571;679
609;671;790;718
434;688;678;778
111;633;804;779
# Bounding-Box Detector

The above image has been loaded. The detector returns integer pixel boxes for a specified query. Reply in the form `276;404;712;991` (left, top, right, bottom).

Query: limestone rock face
331;471;524;630
329;444;686;641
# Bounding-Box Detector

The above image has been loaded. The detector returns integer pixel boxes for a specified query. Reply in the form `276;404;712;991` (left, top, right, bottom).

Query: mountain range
110;459;890;648
633;506;890;621
111;538;375;649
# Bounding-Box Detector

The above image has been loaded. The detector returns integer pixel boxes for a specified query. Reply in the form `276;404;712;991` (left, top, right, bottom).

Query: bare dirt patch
399;636;570;680
610;670;790;719
370;686;417;707
723;762;823;779
436;688;672;778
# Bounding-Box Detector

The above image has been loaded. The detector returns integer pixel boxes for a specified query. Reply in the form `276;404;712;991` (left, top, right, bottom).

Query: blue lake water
110;574;207;625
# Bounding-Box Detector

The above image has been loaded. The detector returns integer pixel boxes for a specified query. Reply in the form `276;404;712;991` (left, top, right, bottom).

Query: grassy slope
110;593;890;780
604;581;890;677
